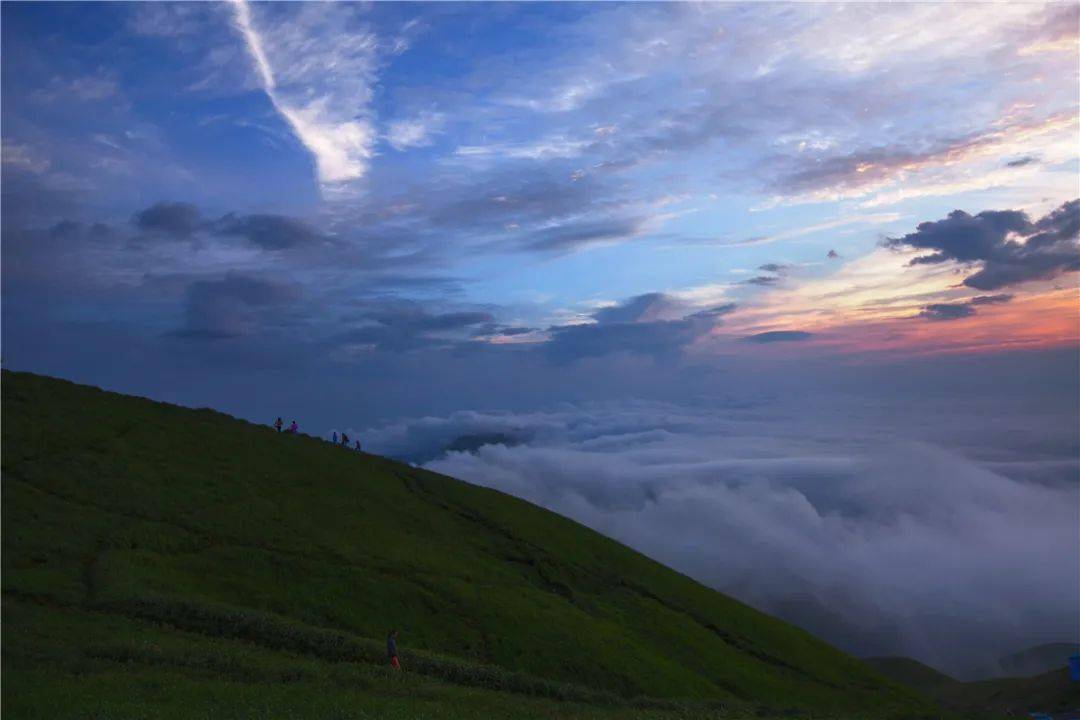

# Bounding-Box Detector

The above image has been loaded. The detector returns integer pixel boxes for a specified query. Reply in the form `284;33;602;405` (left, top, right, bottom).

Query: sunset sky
2;2;1078;677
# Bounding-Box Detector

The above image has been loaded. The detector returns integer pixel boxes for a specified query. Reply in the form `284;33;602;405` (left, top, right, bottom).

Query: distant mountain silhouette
998;642;1080;677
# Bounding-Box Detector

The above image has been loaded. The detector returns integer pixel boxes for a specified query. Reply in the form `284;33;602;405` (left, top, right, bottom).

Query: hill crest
2;370;934;718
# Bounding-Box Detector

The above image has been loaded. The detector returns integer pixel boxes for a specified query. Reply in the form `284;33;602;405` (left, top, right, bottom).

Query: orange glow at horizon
717;286;1079;360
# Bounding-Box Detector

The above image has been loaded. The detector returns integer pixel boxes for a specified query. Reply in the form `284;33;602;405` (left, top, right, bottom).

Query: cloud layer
359;395;1079;680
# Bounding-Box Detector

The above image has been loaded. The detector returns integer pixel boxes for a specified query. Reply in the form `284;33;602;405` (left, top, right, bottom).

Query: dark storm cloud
743;330;814;343
1005;156;1037;168
970;294;1013;305
544;294;736;363
133;201;201;237
367;307;495;332
472;324;534;338
886;199;1080;290
917;293;1014;322
907;253;950;266
129;201;327;251
744;263;789;286
170;272;299;340
919;303;976;322
211;213;322;250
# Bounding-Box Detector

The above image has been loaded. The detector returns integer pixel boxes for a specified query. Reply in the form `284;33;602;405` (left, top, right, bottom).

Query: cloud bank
361;395;1079;680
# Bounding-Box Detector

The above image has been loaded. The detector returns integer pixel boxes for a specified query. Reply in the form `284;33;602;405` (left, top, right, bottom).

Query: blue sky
3;2;1078;678
3;1;1078;422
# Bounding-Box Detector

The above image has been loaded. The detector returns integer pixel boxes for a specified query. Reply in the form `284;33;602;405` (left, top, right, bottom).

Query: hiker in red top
274;417;283;433
387;629;400;669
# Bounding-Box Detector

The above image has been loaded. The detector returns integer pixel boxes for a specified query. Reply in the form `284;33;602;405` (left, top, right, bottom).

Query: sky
2;1;1078;679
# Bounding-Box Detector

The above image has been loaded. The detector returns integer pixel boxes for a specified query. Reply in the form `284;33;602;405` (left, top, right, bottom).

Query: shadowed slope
2;371;936;717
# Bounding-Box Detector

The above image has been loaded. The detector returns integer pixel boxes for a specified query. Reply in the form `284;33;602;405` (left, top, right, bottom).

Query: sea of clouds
359;393;1078;680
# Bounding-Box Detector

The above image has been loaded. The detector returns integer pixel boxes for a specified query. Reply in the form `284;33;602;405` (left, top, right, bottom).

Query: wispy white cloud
1;142;50;174
229;0;379;188
32;72;119;104
454;136;592;162
385;111;444;151
502;77;607;113
770;112;1080;208
721;213;903;248
128;3;208;38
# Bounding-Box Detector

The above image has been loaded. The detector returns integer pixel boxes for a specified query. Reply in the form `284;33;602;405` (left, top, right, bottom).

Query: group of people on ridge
274;417;299;434
387;629;400;669
272;417;390;665
332;430;362;452
274;417;362;451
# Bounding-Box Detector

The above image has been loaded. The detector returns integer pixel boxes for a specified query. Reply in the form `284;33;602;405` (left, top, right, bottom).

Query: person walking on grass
332;431;338;445
289;420;298;434
341;432;349;447
387;629;400;669
275;417;283;433
354;439;362;452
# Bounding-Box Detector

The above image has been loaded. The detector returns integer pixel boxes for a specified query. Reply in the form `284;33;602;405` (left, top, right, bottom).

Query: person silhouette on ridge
387;629;400;669
275;417;283;433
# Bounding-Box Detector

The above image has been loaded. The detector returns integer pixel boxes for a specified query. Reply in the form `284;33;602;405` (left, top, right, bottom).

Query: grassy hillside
2;371;940;719
863;658;955;695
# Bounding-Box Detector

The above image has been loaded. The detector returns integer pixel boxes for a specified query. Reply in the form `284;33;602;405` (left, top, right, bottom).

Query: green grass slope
2;371;939;719
863;657;956;695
